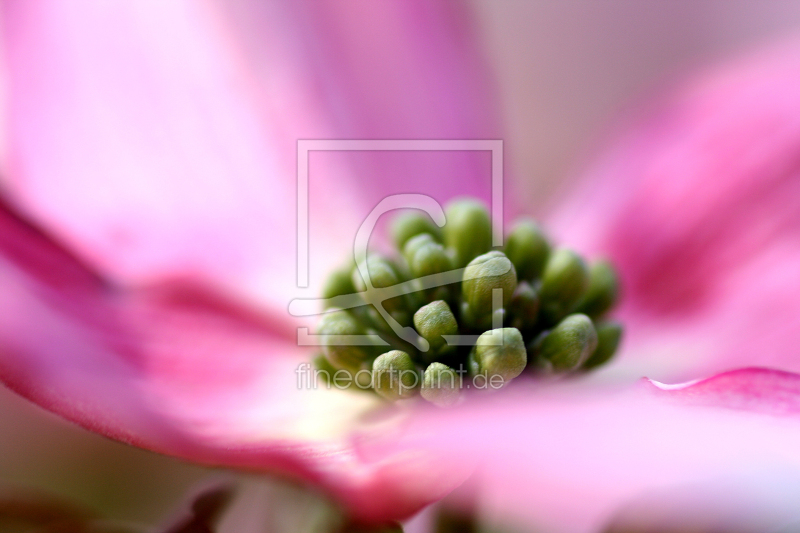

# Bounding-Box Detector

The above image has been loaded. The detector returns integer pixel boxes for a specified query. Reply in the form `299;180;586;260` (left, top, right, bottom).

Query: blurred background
475;1;800;206
3;1;800;530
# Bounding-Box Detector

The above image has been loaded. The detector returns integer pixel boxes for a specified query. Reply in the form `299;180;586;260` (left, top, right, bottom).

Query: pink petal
0;197;463;522
548;36;800;380
1;0;503;311
2;0;297;308
6;195;800;525
0;1;504;520
370;368;800;532
222;0;502;197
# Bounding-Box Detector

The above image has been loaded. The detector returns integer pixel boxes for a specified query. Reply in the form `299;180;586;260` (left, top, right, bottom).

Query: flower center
313;198;622;406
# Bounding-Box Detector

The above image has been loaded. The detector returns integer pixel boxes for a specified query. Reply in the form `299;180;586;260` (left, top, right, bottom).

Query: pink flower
1;1;800;531
0;0;501;522
550;36;800;384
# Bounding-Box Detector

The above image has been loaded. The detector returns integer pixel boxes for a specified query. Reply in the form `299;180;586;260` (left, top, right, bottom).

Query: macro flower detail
312;197;623;403
2;2;800;532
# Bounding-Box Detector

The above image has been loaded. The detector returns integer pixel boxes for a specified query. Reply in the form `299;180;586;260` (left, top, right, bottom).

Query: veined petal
222;0;502;202
0;197;463;522
371;368;800;532
2;0;302;309
6;195;800;525
1;0;503;313
0;1;506;520
548;36;800;380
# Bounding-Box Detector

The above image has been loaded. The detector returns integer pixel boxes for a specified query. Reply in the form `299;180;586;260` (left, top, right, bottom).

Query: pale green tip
404;235;451;280
402;233;436;265
413;300;458;353
538;248;589;324
507;281;539;331
322;266;356;307
352;255;409;318
443;198;492;268
391;212;441;250
576;259;620;319
317;310;370;372
504;218;550;281
421;362;461;407
372;350;419;401
461;251;517;329
352;255;400;291
533;313;598;371
468;327;527;385
583;321;623;369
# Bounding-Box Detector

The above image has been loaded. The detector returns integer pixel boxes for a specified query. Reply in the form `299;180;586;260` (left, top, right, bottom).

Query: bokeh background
3;1;800;530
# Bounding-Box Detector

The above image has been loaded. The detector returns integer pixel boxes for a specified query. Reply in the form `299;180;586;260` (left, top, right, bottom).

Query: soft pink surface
549;37;800;381
0;0;500;520
2;0;800;528
0;197;465;521
373;369;800;531
5;197;800;526
1;0;501;311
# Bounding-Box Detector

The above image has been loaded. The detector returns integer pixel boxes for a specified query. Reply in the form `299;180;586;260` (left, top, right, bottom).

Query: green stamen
321;266;357;306
538;248;590;325
313;197;624;405
353;255;410;328
576;259;620;319
468;328;527;386
372;350;419;401
404;235;453;303
391;211;441;250
531;313;598;371
507;281;539;332
406;238;451;280
443;198;492;268
504;218;550;281
461;251;517;330
353;255;401;293
317;310;371;373
421;362;461;407
583;320;623;370
414;301;458;355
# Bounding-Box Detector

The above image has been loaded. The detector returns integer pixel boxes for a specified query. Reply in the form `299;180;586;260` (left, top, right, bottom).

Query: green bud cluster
313;198;624;405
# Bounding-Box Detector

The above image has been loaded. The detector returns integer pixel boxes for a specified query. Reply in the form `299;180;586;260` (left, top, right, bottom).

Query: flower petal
370;368;800;532
0;198;461;523
548;37;800;380
1;0;502;312
646;366;800;415
0;1;507;520
6;195;800;525
2;0;300;308
221;0;503;203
